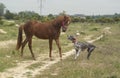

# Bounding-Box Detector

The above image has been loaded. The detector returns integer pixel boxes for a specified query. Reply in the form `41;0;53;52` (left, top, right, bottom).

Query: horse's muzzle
62;27;67;32
62;29;66;32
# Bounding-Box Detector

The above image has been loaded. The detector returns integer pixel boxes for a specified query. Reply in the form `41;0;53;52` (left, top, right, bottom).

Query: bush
90;27;99;31
3;22;15;26
1;20;15;26
80;31;86;35
0;20;3;25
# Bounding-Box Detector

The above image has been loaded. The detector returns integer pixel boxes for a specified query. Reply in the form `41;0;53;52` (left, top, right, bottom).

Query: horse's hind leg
28;38;35;60
21;38;28;57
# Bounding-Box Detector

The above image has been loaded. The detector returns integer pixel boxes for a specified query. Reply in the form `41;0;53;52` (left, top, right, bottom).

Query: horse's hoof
50;58;53;61
60;58;62;61
87;58;90;60
33;58;36;60
21;55;23;57
50;58;54;61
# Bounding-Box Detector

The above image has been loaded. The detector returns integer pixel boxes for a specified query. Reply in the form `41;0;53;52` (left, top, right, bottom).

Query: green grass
0;46;21;72
35;23;120;78
26;62;45;70
0;20;18;41
0;21;120;78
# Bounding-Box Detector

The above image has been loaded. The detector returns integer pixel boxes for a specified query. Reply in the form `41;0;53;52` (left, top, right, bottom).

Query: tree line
0;3;55;22
0;3;120;23
71;13;120;23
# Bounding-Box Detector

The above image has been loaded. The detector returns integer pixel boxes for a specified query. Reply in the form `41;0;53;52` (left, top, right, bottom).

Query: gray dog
67;35;96;60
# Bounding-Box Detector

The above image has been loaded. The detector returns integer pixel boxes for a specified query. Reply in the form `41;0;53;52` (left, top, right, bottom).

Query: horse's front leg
49;39;53;60
55;38;62;60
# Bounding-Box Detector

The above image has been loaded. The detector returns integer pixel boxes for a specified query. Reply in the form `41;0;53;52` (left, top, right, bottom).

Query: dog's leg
77;49;81;57
75;49;78;60
87;46;95;60
75;49;81;60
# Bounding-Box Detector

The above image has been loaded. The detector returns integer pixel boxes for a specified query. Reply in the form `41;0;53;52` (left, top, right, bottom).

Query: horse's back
24;21;54;39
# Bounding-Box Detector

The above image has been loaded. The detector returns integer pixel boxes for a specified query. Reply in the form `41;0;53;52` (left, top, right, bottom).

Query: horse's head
61;15;71;32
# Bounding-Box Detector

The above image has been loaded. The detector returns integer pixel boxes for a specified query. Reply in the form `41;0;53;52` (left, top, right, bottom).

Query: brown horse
16;15;71;60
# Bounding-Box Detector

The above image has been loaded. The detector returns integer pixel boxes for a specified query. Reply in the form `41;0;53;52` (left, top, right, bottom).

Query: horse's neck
55;27;61;36
52;20;61;32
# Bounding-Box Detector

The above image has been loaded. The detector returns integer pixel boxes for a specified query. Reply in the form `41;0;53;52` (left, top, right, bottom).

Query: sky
0;0;120;15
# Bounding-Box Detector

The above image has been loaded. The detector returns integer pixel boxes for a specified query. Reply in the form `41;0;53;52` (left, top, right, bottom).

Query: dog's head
67;35;76;43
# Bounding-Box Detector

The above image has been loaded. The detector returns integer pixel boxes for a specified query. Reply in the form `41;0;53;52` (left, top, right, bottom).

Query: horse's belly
35;34;49;39
33;29;58;39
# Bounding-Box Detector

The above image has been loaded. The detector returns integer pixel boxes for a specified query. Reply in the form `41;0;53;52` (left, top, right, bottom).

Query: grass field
36;23;120;78
0;21;120;78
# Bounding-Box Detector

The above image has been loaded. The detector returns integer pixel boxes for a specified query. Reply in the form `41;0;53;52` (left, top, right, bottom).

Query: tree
18;11;41;21
86;16;94;22
59;10;66;15
113;17;120;23
4;10;14;19
71;17;80;23
0;3;6;16
48;14;54;20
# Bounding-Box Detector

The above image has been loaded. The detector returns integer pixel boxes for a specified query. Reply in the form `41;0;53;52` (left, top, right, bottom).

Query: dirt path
0;35;102;78
0;49;74;78
0;40;16;48
0;29;7;34
0;27;111;78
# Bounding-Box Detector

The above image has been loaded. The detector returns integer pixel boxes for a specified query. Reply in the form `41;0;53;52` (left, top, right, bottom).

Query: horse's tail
16;25;23;50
